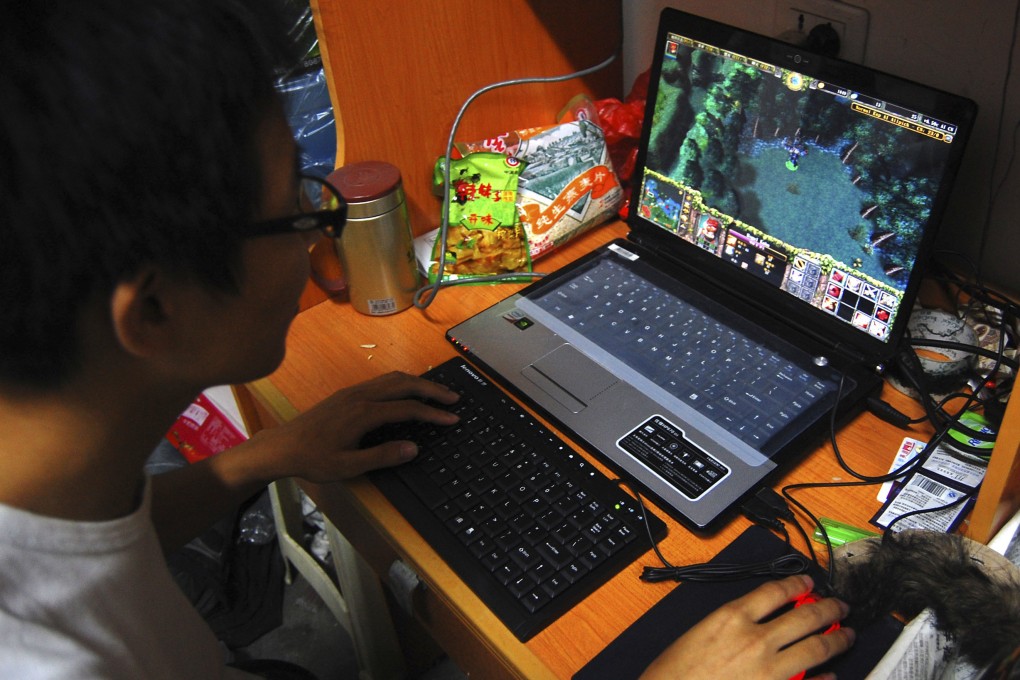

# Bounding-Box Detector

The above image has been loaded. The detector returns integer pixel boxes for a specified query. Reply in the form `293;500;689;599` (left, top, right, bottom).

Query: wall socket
775;0;869;63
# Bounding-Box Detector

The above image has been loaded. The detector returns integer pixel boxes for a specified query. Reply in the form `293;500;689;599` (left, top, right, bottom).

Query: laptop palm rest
521;345;618;414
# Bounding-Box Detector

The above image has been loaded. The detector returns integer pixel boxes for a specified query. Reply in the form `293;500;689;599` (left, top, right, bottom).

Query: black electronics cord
866;311;1013;444
838;370;942;484
913;336;1015;369
906;300;1015;387
918;250;1019;376
741;486;818;565
898;326;1012;437
616;480;813;584
906;337;1018;373
882;488;975;534
978;0;1020;269
926;253;1020;325
780;359;973;584
412;50;619;310
641;551;812;584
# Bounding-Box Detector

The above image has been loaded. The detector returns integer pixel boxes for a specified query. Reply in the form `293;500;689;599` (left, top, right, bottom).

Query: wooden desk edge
233;377;559;680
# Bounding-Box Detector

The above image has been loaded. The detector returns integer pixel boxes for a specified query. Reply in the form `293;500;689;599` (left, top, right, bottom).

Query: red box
166;393;247;463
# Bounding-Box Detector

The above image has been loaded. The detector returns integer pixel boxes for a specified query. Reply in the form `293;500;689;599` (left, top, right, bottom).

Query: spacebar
395;465;448;510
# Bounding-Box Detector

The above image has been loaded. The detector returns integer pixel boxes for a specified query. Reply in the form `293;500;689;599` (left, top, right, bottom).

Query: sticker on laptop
617;415;729;500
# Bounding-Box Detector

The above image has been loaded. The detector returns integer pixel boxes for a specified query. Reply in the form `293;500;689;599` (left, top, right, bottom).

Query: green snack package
429;152;531;283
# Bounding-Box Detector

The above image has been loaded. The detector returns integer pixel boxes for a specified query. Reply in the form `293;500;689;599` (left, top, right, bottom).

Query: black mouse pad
573;525;902;680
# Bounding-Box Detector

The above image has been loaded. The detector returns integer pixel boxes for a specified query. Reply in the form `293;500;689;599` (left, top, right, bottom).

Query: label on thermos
367;298;399;315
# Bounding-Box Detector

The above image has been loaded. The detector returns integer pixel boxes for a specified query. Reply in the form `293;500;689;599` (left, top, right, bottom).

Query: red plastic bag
594;69;650;218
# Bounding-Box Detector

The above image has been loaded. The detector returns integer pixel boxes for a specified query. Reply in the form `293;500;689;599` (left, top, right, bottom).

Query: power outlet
775;0;869;63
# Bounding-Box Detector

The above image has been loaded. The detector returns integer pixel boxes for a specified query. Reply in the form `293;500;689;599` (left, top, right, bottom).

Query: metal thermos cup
327;161;419;315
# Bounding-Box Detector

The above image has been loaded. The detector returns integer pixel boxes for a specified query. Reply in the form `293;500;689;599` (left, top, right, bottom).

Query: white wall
622;0;1020;295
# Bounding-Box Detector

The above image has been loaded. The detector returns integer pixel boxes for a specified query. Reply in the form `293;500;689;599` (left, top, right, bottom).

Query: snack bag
450;95;625;260
428;152;531;283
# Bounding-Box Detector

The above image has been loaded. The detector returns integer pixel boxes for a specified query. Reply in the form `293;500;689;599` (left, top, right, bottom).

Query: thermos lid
328;161;404;219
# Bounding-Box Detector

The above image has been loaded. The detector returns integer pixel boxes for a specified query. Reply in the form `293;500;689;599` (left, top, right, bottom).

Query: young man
0;1;460;676
0;1;853;677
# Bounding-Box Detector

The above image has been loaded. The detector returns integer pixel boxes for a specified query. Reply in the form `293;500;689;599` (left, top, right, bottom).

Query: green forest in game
645;45;952;289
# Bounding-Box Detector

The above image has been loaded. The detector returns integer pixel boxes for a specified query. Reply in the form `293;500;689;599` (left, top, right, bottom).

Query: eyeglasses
248;174;348;239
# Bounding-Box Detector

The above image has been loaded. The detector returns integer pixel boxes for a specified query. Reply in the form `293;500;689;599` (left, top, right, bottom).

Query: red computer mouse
788;592;841;680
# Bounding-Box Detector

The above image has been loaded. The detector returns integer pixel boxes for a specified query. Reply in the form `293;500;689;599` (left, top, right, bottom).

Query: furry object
831;530;1020;669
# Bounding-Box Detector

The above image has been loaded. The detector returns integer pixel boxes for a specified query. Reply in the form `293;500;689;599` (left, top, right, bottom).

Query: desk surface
244;219;941;679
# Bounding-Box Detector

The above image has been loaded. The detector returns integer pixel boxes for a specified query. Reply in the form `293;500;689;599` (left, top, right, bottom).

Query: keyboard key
521;588;550;613
508;574;536;599
541;574;570;599
537;540;570;568
578;546;609;570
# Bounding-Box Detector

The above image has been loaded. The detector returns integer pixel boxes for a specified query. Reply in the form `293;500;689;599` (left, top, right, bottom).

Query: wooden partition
310;0;624;238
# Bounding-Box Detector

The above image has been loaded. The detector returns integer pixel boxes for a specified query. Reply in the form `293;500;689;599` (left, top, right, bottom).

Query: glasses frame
248;174;348;239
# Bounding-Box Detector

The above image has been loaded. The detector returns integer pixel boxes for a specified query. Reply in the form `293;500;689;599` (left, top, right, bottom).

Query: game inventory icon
823;267;895;339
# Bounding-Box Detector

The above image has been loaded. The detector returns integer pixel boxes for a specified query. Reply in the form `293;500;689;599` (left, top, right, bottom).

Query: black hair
0;0;296;388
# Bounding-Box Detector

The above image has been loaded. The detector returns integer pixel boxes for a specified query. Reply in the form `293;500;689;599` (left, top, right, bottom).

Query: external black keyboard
367;358;667;642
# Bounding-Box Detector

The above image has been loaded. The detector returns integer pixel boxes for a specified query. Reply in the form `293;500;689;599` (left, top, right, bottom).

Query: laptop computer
447;8;977;531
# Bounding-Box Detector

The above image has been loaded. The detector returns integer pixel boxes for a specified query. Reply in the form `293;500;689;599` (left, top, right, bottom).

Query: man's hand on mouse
640;574;855;680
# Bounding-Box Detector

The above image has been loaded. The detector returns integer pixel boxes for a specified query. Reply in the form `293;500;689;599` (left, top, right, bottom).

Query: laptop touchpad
521;344;618;413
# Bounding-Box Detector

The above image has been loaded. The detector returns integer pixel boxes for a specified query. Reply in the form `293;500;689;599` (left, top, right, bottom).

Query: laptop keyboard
530;258;838;448
367;358;667;642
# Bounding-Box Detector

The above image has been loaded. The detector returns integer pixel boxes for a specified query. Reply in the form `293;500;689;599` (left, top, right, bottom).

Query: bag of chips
427;152;531;283
417;96;624;281
449;95;624;260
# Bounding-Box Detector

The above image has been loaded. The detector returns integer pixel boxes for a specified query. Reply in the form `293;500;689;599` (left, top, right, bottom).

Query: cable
883;488;974;534
867;395;927;427
413;51;619;309
617;479;813;584
906;336;1019;372
776;265;1017;582
778;363;946;583
783;347;995;585
900;329;1012;437
622;364;980;587
622;361;970;586
927;254;1020;325
641;552;811;584
831;371;935;484
877;284;1017;434
979;0;1020;271
742;487;814;564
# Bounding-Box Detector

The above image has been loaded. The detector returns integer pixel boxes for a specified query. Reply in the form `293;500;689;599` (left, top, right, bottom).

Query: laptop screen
632;10;975;359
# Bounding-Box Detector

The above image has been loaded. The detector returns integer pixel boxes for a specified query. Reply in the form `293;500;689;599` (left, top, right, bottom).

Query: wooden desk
233;219;992;680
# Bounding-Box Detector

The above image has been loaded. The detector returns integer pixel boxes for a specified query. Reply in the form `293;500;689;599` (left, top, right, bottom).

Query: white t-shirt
0;478;253;679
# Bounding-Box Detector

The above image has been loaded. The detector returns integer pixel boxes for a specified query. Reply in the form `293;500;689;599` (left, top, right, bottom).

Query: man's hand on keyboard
249;371;461;482
639;575;855;680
